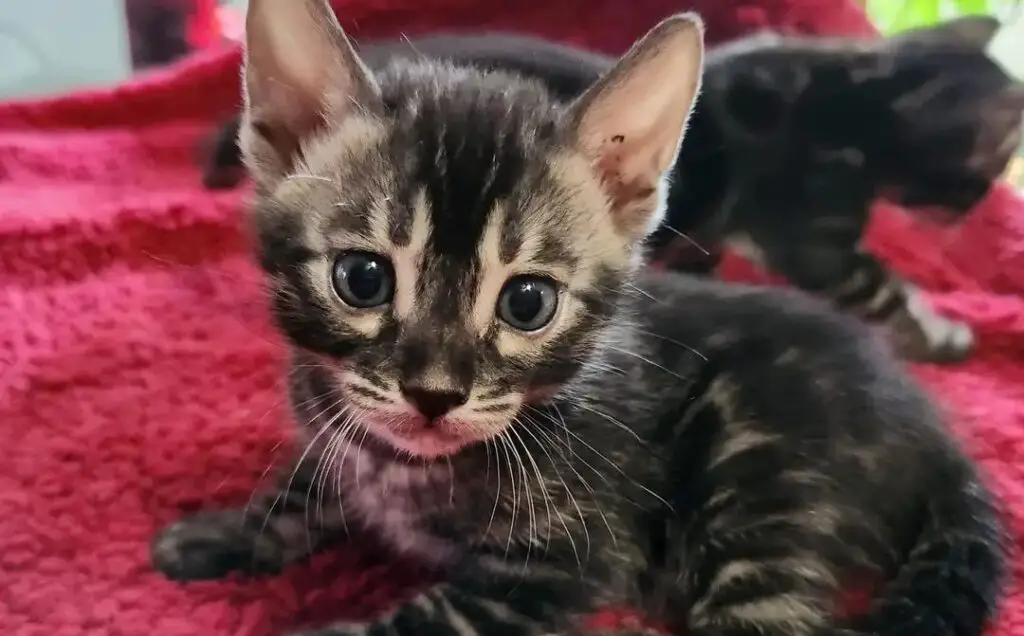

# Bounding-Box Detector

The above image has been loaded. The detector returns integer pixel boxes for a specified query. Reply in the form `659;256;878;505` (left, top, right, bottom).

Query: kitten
654;16;1024;365
202;16;1024;365
152;2;1005;635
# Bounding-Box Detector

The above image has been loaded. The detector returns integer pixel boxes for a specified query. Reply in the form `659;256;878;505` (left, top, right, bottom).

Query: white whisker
514;419;585;571
633;328;709;362
286;173;333;184
572;402;642;442
660;224;711;255
606;344;694;382
484;436;503;543
496;430;520;561
524;411;613;554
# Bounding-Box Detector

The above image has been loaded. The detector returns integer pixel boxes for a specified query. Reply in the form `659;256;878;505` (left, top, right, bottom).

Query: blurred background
0;0;245;99
0;0;1019;182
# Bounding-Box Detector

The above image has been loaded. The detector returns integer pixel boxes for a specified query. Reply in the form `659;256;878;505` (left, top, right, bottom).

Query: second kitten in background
202;16;1024;365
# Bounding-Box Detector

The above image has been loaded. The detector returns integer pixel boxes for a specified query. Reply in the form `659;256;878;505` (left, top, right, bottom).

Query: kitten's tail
843;468;1006;636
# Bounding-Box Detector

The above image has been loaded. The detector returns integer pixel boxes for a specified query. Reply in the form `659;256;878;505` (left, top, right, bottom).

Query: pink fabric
0;0;1021;634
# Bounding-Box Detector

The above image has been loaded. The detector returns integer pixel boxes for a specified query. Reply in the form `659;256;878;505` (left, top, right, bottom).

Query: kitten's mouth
365;415;480;460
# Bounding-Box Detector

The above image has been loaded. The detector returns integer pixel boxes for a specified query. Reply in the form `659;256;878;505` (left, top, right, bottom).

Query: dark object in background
124;0;195;69
200;115;247;189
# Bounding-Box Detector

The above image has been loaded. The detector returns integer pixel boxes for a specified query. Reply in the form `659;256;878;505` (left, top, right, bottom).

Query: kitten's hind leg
151;454;347;581
763;236;974;364
289;555;615;635
820;252;974;364
676;513;843;636
884;279;974;364
664;415;847;636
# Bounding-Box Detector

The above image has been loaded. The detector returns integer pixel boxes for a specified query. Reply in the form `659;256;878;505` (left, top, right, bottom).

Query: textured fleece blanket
0;0;1021;634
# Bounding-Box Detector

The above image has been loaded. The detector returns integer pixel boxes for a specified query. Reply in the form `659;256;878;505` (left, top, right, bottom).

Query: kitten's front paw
890;306;975;364
289;625;371;636
151;510;287;581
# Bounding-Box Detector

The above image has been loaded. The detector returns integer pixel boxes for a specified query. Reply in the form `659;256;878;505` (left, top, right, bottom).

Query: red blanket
1;0;1021;634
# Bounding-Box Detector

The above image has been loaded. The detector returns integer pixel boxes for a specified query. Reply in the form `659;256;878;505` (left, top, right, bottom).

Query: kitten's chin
375;429;471;460
364;415;490;460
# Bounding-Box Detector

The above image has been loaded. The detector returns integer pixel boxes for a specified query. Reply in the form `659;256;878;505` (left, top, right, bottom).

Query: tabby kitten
202;16;1024;365
152;1;1005;635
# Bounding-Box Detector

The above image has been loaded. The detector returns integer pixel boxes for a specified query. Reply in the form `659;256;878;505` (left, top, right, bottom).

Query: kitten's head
239;0;703;459
869;16;1024;215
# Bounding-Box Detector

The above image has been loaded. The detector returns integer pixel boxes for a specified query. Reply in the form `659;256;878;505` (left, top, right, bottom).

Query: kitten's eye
497;276;558;332
332;251;394;308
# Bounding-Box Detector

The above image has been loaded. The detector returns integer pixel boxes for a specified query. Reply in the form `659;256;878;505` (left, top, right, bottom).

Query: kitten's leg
657;377;861;636
678;524;842;636
869;274;974;365
819;251;973;363
290;555;615;636
762;236;974;363
671;483;846;636
151;454;346;581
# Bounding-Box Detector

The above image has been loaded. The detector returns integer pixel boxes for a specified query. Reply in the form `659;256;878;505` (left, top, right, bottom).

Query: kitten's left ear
240;0;383;190
892;15;1001;50
569;13;704;242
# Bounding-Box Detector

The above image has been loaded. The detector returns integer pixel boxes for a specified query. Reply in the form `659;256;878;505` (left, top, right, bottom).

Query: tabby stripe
701;557;836;609
354;584;540;636
691;592;828;636
447;588;536;636
347;384;389;401
830;255;907;321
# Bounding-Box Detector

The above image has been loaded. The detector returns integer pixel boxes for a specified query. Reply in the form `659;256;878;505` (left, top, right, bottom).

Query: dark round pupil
348;259;383;300
509;282;543;323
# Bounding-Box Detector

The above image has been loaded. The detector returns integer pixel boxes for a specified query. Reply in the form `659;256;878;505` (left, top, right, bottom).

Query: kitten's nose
400;385;469;421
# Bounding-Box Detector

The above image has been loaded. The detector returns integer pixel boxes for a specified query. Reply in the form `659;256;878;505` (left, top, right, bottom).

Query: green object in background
864;0;1024;81
865;0;1024;189
866;0;1021;33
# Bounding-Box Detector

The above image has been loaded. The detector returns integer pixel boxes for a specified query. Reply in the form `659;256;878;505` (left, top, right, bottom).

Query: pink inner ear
246;101;325;175
595;146;658;235
598;145;656;197
1008;84;1024;109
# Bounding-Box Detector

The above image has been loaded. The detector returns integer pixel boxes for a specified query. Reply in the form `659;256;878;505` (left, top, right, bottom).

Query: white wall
0;0;131;99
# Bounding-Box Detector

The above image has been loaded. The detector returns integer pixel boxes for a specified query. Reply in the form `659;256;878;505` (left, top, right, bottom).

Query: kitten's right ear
891;15;1001;50
568;14;704;243
240;0;382;190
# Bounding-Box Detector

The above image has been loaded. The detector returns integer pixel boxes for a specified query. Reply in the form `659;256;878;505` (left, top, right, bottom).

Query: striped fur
153;3;1005;635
